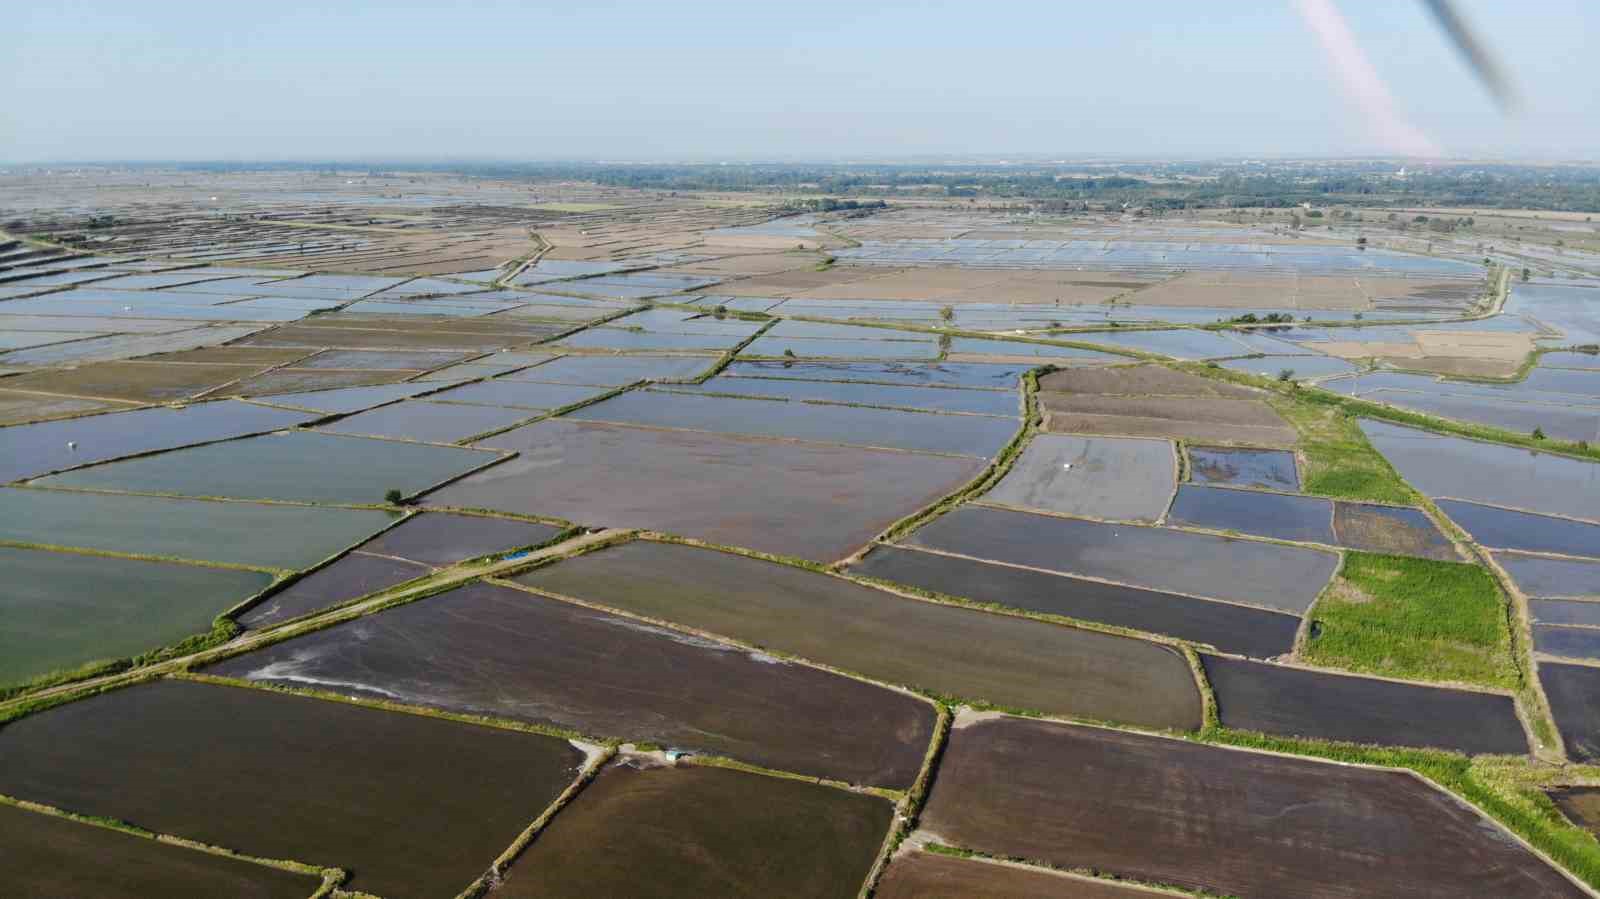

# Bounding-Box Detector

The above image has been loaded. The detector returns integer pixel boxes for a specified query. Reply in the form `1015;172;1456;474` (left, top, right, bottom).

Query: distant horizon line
4;153;1600;168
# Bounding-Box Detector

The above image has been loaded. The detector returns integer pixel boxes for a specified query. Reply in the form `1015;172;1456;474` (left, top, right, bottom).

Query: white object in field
1062;463;1072;470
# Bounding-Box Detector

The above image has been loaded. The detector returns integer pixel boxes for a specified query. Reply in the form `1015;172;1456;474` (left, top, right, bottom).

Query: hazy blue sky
4;1;1595;162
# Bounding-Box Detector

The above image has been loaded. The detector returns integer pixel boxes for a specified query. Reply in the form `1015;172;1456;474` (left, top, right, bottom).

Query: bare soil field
429;419;985;563
1332;502;1459;560
1123;272;1391;311
1201;654;1526;754
920;715;1585;898
210;581;935;787
1036;364;1260;398
6;360;274;402
0;679;584;899
0;388;125;425
517;540;1201;730
850;545;1301;658
722;266;1148;303
1040;394;1300;446
0;802;322;899
497;761;892;898
876;851;1175;899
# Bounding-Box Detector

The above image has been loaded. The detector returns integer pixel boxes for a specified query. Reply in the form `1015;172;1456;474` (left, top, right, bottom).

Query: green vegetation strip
1303;552;1515;689
1266;396;1415;504
1201;727;1600;894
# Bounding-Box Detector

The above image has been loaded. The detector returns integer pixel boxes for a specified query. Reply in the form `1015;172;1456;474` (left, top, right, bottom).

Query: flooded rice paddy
1167;485;1336;543
38;431;502;504
1361;420;1600;522
671;374;1021;416
237;552;429;628
362;511;563;566
849;545;1301;658
1201;654;1526;754
0;487;397;568
1436;500;1600;558
568;389;1018;457
1;400;317;483
1496;553;1600;598
432;419;985;562
1187;445;1299;490
0;546;273;686
318;399;535;443
983;434;1175;522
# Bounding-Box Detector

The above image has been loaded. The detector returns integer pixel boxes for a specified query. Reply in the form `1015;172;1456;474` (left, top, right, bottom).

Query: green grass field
1269;398;1416;505
1303;552;1514;688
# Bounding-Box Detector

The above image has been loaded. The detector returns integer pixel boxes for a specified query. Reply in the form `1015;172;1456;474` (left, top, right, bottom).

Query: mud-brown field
0;802;321;899
517;540;1202;730
920;715;1584;898
498;762;892;898
875;850;1173;898
210;582;936;788
0;679;584;899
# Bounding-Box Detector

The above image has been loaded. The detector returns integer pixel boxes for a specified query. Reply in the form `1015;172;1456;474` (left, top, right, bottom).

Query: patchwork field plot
875;851;1170;898
496;761;892;898
904;505;1338;612
38;430;502;504
0;802;322;899
11;184;1600;894
1202;654;1526;754
919;715;1585;898
0;545;273;687
516;540;1201;729
849;545;1301;658
209;582;935;787
982;434;1175;522
430;419;984;562
1;400;316;483
0;680;584;898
